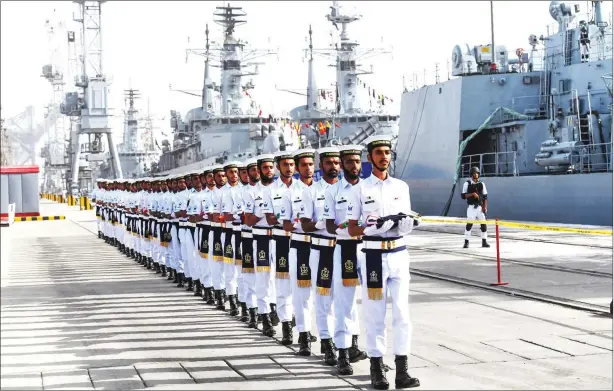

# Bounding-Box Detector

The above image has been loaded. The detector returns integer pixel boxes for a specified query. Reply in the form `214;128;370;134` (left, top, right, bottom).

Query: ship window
223;60;241;70
241;118;249;124
231;118;239;124
339;60;356;71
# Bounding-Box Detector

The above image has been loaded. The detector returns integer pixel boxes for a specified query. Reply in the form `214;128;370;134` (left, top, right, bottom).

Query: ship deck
1;200;612;390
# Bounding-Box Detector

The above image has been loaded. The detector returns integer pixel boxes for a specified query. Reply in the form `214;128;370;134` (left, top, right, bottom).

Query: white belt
186;222;196;228
233;225;242;232
311;236;336;247
252;227;272;236
179;221;189;227
363;239;405;251
336;236;362;242
291;233;311;242
273;228;291;237
224;222;234;229
158;218;168;223
241;232;253;238
203;221;211;226
210;222;221;228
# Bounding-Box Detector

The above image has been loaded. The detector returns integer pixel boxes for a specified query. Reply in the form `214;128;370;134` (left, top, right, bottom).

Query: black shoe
186;278;193;291
269;304;280;326
239;302;249;322
281;321;293;346
154;262;161;273
205;287;216;305
482;239;490;248
147;258;153;269
297;332;311;356
394;355;420;389
228;295;239;316
463;240;469;249
320;339;338;366
370;357;390;390
257;314;263;324
172;270;179;283
337;348;353;375
261;313;276;337
309;332;318;342
291;315;296;328
247;307;258;329
176;273;185;288
349;335;368;363
161;265;167;277
215;290;226;310
193;280;201;296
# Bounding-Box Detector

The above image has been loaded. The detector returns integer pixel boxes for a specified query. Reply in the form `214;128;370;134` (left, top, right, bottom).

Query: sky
2;0;612;142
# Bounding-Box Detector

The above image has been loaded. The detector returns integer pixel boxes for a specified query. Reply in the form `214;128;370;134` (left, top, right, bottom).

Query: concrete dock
1;200;612;390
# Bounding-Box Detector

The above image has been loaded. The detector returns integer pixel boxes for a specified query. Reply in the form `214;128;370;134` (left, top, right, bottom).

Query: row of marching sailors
91;135;421;390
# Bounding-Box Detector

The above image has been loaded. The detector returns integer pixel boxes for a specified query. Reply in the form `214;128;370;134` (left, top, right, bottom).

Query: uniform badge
320;267;330;280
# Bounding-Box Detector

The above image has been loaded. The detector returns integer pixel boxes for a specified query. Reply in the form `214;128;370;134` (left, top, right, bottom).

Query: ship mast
306;25;320;114
202;24;212;114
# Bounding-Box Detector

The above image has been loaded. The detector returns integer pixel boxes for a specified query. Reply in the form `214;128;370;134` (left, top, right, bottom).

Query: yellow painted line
420;218;612;235
15;216;66;222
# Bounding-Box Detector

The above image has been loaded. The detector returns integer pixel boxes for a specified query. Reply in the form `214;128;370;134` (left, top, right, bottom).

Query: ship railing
461;151;518;178
576;141;613;173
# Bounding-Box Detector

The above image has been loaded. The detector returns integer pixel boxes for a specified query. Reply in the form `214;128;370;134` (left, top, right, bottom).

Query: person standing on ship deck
461;166;490;249
346;135;421;390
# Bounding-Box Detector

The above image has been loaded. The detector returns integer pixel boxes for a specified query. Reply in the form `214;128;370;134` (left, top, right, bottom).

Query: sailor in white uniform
280;148;318;354
263;151;295;345
186;171;203;293
243;154;277;337
323;145;368;375
461;166;490;248
300;146;341;366
173;174;190;287
199;168;216;304
346;135;420;390
234;160;250;320
207;165;228;309
221;161;243;316
240;158;260;327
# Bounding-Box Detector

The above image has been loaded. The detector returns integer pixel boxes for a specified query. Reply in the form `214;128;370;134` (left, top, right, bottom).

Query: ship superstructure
284;1;400;164
155;3;284;175
394;0;613;225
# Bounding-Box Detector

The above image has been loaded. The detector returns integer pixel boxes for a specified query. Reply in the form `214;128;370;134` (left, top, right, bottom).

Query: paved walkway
1;201;612;390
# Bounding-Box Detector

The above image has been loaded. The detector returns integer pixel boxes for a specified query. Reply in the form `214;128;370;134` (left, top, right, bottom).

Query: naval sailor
263;151;296;345
93;180;104;239
323;144;368;375
198;168;216;304
242;154;277;337
280;148;319;354
461;166;490;248
149;178;164;274
234;160;250;321
300;146;341;366
186;171;204;294
206;164;228;309
220;160;244;316
240;158;261;327
346;135;420;390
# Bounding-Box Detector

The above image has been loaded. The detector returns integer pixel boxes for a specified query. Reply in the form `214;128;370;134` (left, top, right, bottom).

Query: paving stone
42;369;94;390
180;360;244;383
88;365;144;390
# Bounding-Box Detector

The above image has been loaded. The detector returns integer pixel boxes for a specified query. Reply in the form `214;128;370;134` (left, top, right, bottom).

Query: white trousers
465;206;488;240
361;249;412;358
223;229;240;296
237;235;245;302
254;236;276;314
272;237;293;323
189;228;201;282
310;246;334;340
242;237;257;309
333;243;362;349
169;225;180;271
289;246;313;333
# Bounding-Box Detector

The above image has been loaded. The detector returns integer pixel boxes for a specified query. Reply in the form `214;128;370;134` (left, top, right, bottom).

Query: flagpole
490;0;496;67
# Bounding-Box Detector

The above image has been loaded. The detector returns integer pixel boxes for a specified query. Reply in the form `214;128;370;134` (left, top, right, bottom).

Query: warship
394;0;613;226
154;1;399;176
98;89;161;179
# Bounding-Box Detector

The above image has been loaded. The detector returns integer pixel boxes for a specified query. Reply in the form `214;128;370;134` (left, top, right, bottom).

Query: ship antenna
490;0;496;68
205;23;210;55
308;24;313;61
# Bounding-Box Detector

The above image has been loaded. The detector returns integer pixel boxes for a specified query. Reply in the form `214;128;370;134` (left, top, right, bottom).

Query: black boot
482;239;490;248
269;303;280;326
193;280;201;296
349;335;368;363
147;258;153;269
98;231;102;239
257;314;263;324
186;278;194;291
239;302;249;322
155;263;161;273
320;339;338;366
337;348;353;375
370;357;389;390
247;308;258;329
281;321;293;346
463;239;469;248
261;313;276;337
126;247;132;258
172;269;178;283
216;290;226;310
203;287;214;304
297;332;311;356
394;355;420;389
176;273;185;288
161;265;167;277
228;295;239;316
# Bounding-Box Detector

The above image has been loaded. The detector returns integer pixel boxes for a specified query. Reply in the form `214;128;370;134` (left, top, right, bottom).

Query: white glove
335;227;346;235
315;220;327;230
397;217;413;235
293;220;302;230
363;220;394;236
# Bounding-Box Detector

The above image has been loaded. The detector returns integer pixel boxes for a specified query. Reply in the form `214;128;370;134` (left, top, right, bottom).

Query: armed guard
461;166;490;248
346;135;420;390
